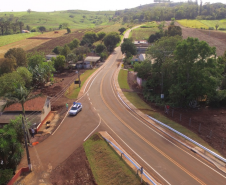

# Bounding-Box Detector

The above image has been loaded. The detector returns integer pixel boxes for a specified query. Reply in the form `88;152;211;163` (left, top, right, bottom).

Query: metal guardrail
147;115;226;164
103;137;156;185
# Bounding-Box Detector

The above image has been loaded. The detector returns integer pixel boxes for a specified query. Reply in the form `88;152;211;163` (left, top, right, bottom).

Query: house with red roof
0;96;51;129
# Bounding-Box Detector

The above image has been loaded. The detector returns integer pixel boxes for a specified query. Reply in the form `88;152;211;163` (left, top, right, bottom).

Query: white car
69;103;82;116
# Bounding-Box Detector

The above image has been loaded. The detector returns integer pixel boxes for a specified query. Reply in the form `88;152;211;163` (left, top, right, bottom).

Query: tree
38;26;46;32
169;37;221;106
215;24;219;30
168;25;182;37
134;61;152;80
16;67;32;88
0;71;25;96
66;27;71;34
80;32;98;46
0;57;16;75
52;55;66;71
28;53;55;87
4;48;27;67
27;9;31;14
97;32;106;41
68;38;80;50
118;27;126;35
67;53;77;63
3;85;41;171
121;39;137;58
60;45;71;58
52;46;63;54
95;44;106;54
103;32;121;52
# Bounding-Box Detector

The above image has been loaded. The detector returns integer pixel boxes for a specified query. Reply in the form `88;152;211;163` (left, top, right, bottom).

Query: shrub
31;28;36;32
219;28;226;30
209;27;214;30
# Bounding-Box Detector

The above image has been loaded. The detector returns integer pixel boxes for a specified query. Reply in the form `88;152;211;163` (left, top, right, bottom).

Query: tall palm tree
3;85;41;171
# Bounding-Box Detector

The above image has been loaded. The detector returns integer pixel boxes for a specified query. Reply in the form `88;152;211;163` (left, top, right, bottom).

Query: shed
46;55;58;61
84;56;101;69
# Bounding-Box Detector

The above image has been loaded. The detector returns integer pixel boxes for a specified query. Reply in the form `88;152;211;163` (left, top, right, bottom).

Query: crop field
200;19;226;29
28;27;103;54
99;23;125;33
0;29;72;58
0;10;115;30
177;19;209;29
129;27;159;40
0;32;41;47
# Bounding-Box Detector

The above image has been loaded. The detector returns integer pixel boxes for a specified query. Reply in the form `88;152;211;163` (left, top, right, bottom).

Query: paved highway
23;28;226;184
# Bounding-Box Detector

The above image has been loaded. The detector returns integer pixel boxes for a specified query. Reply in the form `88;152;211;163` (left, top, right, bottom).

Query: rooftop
4;96;47;112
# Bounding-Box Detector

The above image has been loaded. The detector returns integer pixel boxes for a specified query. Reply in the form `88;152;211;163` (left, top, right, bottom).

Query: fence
161;105;226;158
103;137;157;185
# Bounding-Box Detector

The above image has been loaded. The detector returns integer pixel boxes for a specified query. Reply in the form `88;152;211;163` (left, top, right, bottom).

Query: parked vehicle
69;103;82;116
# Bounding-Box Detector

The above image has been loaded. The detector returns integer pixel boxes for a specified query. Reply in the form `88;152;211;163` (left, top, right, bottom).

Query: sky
0;0;224;12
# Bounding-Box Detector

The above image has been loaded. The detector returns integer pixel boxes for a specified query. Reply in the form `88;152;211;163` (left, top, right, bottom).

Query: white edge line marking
84;113;101;141
111;67;226;178
52;64;105;135
106;133;159;185
101;117;171;185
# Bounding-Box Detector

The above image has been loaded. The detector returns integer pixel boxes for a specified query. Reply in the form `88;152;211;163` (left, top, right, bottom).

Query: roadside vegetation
129;27;159;40
65;69;96;99
118;69;220;154
83;133;145;185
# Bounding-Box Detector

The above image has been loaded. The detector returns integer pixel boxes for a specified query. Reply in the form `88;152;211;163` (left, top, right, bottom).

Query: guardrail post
189;118;191;126
172;109;174;117
180;114;182;121
121;153;123;159
199;123;201;133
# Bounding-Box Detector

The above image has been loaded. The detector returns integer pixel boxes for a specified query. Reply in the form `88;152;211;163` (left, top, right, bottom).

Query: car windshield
71;106;78;110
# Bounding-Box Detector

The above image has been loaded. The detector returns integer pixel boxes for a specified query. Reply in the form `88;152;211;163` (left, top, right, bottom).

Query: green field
140;21;158;28
84;133;143;185
200;19;226;29
0;10;115;30
129;27;159;40
0;32;40;47
177;19;209;29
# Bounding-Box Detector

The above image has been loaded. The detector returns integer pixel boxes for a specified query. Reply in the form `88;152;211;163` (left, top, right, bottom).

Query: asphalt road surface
25;27;226;184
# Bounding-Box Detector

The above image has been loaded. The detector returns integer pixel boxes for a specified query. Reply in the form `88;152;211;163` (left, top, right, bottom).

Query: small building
76;61;84;69
134;40;150;54
22;30;30;33
84;56;101;69
0;96;51;129
46;55;58;61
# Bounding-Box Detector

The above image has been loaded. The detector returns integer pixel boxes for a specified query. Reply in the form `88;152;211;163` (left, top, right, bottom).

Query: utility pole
22;117;32;171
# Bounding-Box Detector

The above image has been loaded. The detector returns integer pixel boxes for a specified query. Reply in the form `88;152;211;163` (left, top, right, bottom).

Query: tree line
115;2;226;23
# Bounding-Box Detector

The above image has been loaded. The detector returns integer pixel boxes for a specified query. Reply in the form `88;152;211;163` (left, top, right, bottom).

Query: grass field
0;11;115;30
200;19;226;29
177;19;209;29
83;133;143;185
0;29;68;58
0;32;41;47
65;69;96;99
129;27;159;40
118;69;220;154
118;69;130;90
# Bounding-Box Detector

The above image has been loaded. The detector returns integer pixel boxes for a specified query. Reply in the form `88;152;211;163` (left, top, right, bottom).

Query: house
134;40;150;54
84;56;100;69
0;96;51;129
46;55;58;61
22;30;30;33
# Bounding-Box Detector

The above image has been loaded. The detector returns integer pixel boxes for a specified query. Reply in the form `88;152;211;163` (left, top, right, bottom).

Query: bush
219;28;226;30
208;90;226;107
31;28;36;32
209;27;214;30
52;46;63;54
